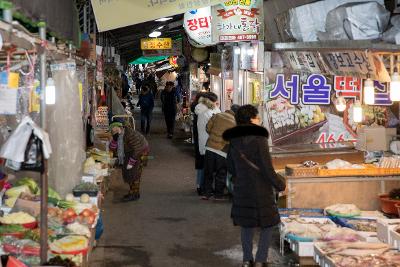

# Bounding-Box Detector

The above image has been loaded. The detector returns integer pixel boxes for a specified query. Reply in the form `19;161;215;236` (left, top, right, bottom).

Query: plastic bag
20;132;44;173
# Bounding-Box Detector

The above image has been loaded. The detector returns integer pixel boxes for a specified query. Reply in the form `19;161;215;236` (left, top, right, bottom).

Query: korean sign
142;39;182;57
91;0;226;32
184;6;216;47
141;38;172;50
212;0;264;42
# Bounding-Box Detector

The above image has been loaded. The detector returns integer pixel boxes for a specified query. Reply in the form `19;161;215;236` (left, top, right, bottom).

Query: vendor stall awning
91;0;225;32
129;56;168;65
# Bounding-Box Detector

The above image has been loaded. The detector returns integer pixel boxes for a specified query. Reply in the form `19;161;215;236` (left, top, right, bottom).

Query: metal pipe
83;3;87;34
38;21;49;264
2;1;12;24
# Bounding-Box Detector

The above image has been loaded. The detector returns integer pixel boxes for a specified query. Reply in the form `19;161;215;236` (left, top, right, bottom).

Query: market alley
89;108;294;267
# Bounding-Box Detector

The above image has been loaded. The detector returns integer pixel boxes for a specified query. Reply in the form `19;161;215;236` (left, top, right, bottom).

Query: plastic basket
285;164;319;177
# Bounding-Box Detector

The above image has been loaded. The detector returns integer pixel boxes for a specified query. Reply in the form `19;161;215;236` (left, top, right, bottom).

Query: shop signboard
141;38;172;50
91;0;226;32
212;0;264;42
142;39;183;57
282;51;331;75
264;72;396;145
183;7;216;47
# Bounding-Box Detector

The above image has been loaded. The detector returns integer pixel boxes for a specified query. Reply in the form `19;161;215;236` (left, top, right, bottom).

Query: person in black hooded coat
223;105;285;267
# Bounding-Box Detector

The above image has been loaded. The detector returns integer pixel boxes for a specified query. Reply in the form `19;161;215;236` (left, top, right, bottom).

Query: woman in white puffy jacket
194;93;220;193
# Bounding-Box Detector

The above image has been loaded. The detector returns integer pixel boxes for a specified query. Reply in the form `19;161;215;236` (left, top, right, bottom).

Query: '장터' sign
141;38;172;50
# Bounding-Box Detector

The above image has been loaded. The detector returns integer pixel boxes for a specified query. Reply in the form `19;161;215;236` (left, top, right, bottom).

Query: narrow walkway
90;101;294;267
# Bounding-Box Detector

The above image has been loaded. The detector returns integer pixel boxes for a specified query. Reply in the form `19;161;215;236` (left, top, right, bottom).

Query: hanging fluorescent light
363;78;375;105
149;31;162;38
335;96;347;112
45;77;56;105
157;25;165;30
247;47;254;56
390;71;400;101
155;17;172;22
234;46;240;55
353;100;363;123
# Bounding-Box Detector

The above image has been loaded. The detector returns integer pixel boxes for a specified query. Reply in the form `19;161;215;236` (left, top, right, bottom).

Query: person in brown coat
110;121;149;202
202;105;239;200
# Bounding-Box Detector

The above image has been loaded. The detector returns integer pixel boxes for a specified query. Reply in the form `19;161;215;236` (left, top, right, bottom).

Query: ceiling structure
102;14;184;64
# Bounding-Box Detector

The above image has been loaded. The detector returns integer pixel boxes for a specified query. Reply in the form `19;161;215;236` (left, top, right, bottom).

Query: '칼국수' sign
212;0;264;42
141;38;172;50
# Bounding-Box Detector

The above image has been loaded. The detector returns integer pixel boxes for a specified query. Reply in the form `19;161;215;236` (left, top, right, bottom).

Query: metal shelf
271;40;400;53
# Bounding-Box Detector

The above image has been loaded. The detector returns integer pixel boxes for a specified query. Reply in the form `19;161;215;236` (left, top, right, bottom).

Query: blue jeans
241;227;273;263
140;110;152;134
196;169;204;188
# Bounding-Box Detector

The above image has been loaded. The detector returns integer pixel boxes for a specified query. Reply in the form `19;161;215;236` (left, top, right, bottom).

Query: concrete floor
89;99;297;267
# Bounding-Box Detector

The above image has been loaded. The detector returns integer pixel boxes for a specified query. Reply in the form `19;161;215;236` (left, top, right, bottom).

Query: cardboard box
356;126;396;151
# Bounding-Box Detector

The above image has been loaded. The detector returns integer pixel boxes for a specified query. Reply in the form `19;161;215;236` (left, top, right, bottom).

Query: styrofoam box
290;239;314;257
377;218;400;244
313;243;326;267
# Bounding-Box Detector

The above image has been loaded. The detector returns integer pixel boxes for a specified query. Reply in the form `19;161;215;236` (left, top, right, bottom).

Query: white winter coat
195;98;221;155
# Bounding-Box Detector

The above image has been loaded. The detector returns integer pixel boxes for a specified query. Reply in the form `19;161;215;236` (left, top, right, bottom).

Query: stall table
281;173;400;210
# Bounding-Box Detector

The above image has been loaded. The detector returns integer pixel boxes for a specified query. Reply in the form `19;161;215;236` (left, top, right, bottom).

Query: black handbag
20;131;44;173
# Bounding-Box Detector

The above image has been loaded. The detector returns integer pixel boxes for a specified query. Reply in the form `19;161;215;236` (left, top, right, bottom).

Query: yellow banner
91;0;225;32
141;38;172;50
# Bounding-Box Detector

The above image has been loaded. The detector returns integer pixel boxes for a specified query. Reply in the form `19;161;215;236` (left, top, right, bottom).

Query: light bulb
390;72;400;101
45;77;56;105
234;46;240;55
363;78;375;105
353;100;363;123
149;31;161;38
335;96;347;112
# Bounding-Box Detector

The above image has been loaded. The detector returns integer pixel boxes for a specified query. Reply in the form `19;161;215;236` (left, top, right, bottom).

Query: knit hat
109;122;123;130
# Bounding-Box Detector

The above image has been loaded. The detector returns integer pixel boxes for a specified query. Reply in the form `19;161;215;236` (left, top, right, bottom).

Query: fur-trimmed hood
223;124;269;141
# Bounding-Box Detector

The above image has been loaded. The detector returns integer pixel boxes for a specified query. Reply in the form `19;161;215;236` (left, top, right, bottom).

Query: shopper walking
195;92;220;193
203;105;239;200
161;81;180;138
137;86;154;135
109;121;149;202
223;105;286;267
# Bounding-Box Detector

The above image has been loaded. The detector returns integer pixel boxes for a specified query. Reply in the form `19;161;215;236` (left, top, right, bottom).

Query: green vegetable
36;187;61;200
15;177;39;194
5;185;31;198
0;224;25;234
48;197;76;209
73;182;98;191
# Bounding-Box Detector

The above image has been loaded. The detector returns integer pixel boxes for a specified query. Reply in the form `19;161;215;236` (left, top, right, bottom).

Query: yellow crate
318;164;378;177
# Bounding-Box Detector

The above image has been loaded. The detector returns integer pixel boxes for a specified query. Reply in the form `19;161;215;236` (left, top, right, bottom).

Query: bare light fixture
335;95;347;112
353;100;363;123
234;46;240;55
155;17;173;22
149;31;162;38
390;70;400;101
363;78;375;105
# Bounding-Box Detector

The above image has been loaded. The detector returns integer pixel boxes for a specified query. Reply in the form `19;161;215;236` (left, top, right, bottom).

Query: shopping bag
20;131;44;173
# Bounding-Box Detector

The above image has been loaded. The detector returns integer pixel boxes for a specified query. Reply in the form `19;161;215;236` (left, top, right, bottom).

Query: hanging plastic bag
20;131;44;173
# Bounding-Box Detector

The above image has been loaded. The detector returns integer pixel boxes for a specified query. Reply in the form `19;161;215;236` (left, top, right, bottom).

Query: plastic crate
389;229;400;250
377;218;400;244
289;239;315;257
313;242;326;266
279;208;326;218
285;164;319;177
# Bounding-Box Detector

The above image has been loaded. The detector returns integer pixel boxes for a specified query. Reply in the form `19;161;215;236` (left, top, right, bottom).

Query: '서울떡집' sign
212;0;264;42
140;38;172;50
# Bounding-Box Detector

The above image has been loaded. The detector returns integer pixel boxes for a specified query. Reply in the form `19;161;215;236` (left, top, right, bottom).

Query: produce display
0;212;36;224
344;219;377;232
324;204;361;217
49;235;89;254
73;182;99;197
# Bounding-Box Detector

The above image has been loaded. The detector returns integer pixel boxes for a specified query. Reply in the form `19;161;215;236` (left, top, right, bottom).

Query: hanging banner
91;0;226;32
142;39;183;56
212;0;264;42
265;72;395;145
183;6;216;47
141;38;172;50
